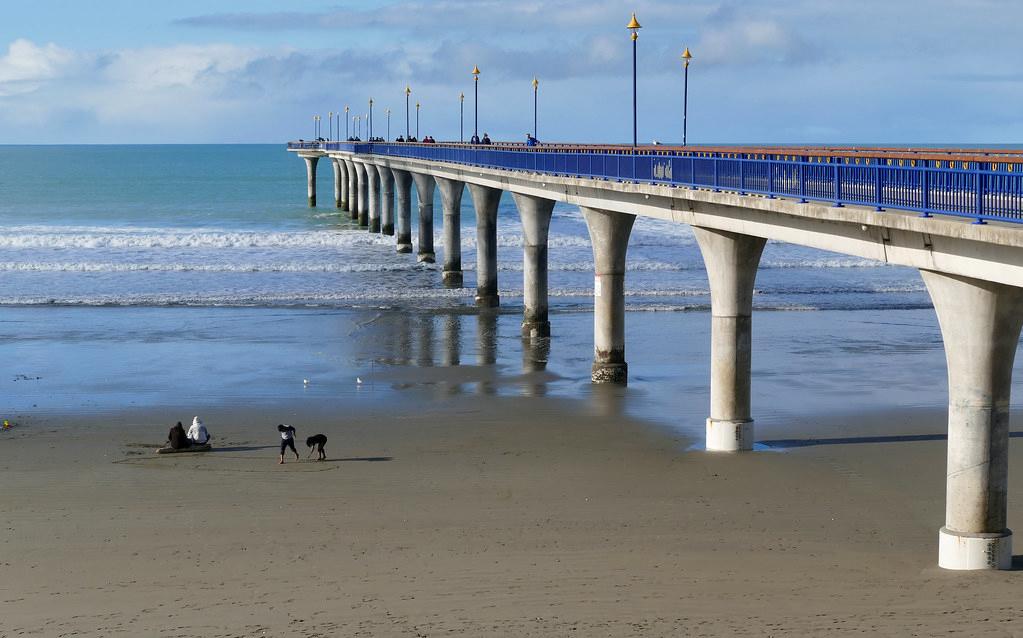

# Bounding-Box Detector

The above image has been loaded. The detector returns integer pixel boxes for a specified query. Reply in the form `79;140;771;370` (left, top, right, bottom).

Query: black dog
306;434;327;460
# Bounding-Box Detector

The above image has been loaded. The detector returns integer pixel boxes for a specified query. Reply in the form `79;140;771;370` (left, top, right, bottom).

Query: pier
290;140;1023;570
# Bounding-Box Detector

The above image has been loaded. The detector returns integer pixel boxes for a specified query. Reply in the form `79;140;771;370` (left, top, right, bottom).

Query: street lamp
405;85;411;139
328;111;333;141
627;12;641;148
472;65;480;139
369;98;374;140
681;47;693;146
416;101;421;139
459;92;465;143
355;114;361;139
532;76;539;140
386;108;391;141
344;105;350;139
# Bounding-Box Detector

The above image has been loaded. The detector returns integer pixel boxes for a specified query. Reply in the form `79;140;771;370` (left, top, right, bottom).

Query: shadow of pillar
416;314;435;367
476;310;498;395
521;336;550;397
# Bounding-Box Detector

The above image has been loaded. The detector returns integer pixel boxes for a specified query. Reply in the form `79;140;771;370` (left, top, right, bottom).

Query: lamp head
627;12;641;39
532;76;539;90
369;98;374;106
345;105;349;113
682;47;692;67
472;65;480;80
405;85;411;96
459;92;464;101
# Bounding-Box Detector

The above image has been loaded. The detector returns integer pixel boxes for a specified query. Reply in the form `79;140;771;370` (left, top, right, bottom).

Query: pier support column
392;169;413;253
353;162;369;228
693;227;766;452
435;177;464;287
332;158;346;210
582;207;636;384
376;165;395;236
411;173;436;263
921;270;1023;570
366;163;381;233
512;193;555;339
303;156;319;207
468;184;502;307
344;159;358;220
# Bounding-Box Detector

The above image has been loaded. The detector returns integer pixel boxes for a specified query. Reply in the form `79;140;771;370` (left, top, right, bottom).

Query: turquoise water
1;144;1012;432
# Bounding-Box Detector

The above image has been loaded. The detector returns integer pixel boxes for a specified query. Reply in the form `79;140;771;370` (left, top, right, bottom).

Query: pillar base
350;210;359;221
396;243;413;254
382;224;394;236
359;220;369;228
592;362;627;384
418;252;436;264
938;527;1012;570
521;320;551;340
706;418;754;452
369;219;381;233
475;293;500;308
308;197;316;208
442;270;463;287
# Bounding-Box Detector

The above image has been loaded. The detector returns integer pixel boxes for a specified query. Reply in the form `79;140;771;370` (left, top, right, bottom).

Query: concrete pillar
468;184;502;307
332;158;347;210
921;270;1023;570
435;177;464;287
392;169;413;253
692;227;767;452
512;193;555;339
581;207;636;384
354;162;369;228
411;173;435;263
344;159;358;221
376;165;395;236
366;163;381;233
303;156;319;207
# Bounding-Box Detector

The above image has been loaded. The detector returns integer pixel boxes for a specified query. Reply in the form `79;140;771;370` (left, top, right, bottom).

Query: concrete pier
468;184;502;307
411;173;436;263
693;227;767;452
303;156;318;207
582;207;635;384
921;270;1023;570
353;162;369;227
376;165;395;236
435;177;464;287
366;162;381;233
343;159;358;221
512;193;555;339
392;169;414;253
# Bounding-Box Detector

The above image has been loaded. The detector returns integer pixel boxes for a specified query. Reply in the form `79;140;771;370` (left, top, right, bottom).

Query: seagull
303;379;309;385
356;377;363;385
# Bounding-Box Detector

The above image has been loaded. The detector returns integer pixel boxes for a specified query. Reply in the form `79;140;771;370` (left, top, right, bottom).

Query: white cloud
0;39;75;97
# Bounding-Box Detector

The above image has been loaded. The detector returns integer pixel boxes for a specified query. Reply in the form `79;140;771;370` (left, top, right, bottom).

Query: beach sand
2;387;1021;637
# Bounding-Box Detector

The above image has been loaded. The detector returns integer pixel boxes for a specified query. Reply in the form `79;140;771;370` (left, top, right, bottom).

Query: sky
0;0;1020;145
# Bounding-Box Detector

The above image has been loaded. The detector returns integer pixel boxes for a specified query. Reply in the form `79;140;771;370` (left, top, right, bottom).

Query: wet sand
2;389;1021;637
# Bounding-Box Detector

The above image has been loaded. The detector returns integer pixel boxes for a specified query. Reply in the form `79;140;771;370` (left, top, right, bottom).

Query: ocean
0;144;1016;438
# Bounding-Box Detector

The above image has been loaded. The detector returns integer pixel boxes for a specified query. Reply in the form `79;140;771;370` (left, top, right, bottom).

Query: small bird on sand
356;377;363;385
303;379;309;385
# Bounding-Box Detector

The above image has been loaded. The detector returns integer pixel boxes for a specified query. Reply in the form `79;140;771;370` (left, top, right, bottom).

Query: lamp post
627;12;641;148
472;65;480;139
459;92;465;143
681;47;692;146
337;110;341;140
386;108;391;141
369;98;374;140
405;86;411;139
344;106;350;139
312;115;317;139
328;111;333;141
532;76;539;140
416;101;420;139
355;115;360;140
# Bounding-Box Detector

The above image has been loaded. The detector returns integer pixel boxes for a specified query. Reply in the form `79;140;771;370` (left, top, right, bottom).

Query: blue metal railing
287;141;1023;224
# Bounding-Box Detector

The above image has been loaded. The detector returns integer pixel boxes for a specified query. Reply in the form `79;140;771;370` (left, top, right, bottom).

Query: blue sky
0;0;1020;144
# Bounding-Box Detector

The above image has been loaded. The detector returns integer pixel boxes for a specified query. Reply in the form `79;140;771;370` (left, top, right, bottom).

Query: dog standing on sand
306;434;328;461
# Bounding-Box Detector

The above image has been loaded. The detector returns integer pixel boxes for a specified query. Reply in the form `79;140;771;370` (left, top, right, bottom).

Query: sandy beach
2;387;1021;637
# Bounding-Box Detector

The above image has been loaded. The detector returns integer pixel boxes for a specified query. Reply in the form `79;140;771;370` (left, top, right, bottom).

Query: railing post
713;159;720;192
739;159;745;195
832;162;843;207
875;164;884;211
766;159;775;198
920;167;931;217
974;164;986;224
798;161;807;203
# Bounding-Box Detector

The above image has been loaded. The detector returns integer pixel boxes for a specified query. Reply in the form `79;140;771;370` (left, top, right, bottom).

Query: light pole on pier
472;65;480;139
405;86;411;139
459;92;465;143
355;115;361;140
386;108;391;141
532;76;539;140
682;47;692;146
416;101;420;139
344;106;349;139
369;98;374;140
328;111;333;141
627;12;641;148
337;110;341;140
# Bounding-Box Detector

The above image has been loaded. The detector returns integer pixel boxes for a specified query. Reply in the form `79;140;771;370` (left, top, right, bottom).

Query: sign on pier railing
288;141;1023;224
